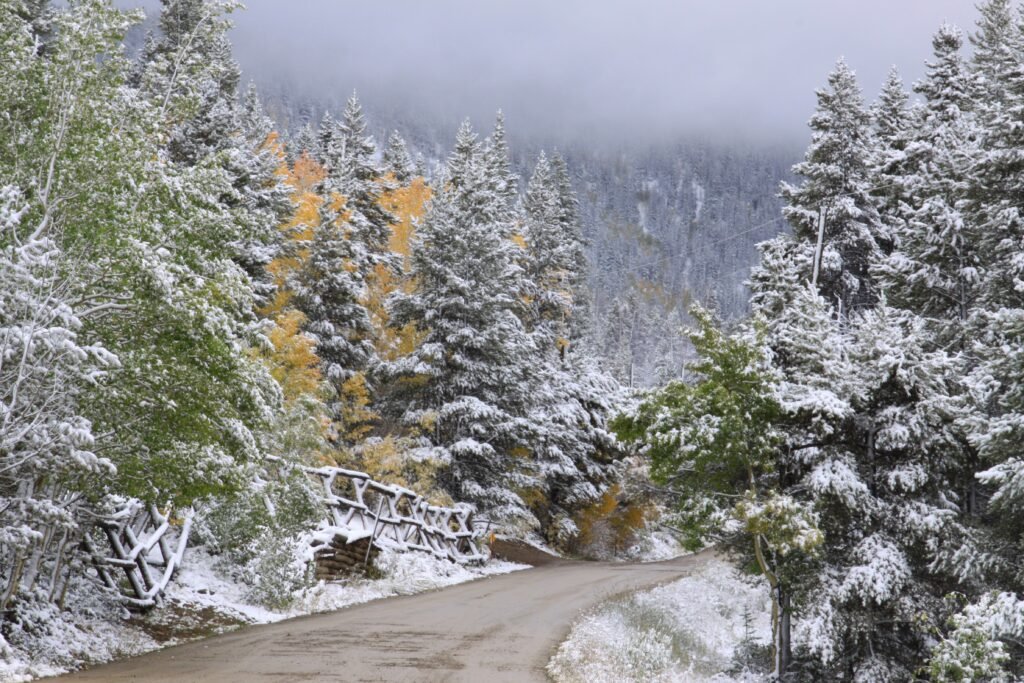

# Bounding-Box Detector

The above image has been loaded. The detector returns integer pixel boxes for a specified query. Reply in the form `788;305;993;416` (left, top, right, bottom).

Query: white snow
623;528;688;562
547;557;771;683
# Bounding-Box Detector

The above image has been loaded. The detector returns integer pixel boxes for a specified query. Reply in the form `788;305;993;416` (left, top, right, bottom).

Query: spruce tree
876;25;980;346
780;59;886;316
290;122;318;163
869;67;914;235
382;130;414;182
384;122;538;524
333;92;395;260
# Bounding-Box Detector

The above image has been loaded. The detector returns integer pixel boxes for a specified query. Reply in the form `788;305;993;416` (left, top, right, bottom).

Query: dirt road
56;548;714;682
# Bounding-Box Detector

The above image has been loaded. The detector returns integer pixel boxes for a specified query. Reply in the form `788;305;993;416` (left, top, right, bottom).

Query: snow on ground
291;549;525;615
623;528;687;562
0;547;526;682
547;557;772;683
0;588;159;683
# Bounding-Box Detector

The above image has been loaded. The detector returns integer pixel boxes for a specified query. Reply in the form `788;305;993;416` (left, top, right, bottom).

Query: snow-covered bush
547;558;770;683
193;469;321;609
929;592;1024;683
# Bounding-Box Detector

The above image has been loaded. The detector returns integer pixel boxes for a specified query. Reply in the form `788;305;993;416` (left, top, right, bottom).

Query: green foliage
612;307;784;546
195;468;321;609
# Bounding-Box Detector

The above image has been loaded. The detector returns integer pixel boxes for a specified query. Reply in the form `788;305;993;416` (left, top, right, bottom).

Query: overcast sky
168;1;981;147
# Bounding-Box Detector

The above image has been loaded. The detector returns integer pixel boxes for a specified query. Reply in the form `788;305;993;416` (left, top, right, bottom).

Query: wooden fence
82;466;489;605
305;466;488;565
83;501;191;609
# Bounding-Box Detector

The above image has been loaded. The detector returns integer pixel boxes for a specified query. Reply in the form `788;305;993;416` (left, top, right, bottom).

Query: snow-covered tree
876;25;980;347
382;130;414;182
384;122;538;524
869;67;915;235
779;59;887;316
0;186;117;610
290;203;373;393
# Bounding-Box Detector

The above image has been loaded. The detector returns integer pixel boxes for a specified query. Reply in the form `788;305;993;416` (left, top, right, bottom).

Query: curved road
57;548;714;683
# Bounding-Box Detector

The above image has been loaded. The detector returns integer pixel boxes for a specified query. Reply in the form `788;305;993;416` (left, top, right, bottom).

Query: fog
129;0;980;147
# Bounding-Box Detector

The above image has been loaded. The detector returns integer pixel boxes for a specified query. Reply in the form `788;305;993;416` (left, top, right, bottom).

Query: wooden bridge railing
81;466;489;606
304;466;488;564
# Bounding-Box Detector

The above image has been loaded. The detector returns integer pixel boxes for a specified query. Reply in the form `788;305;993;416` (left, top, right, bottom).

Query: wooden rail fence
305;466;488;566
82;467;490;604
84;501;191;609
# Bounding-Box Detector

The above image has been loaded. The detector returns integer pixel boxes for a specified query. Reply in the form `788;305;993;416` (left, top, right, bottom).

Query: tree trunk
778;588;792;680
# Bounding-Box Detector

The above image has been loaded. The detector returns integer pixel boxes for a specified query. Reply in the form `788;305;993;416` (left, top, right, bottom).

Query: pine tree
780;59;886;315
317;110;339;170
290;206;372;395
484;111;519;215
876;25;980;346
333;92;395;259
523;152;572;346
550;152;592;345
290;122;318;164
295;95;396;415
969;0;1017;106
869;67;914;235
741;53;984;680
384;122;538;524
382;130;414;182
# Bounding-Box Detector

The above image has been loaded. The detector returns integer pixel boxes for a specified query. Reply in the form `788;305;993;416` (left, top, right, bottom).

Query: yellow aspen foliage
368;175;431;359
354;436;452;506
379;175;430;266
572;484;651;557
336;372;377;444
264;309;322;403
260;151;327;318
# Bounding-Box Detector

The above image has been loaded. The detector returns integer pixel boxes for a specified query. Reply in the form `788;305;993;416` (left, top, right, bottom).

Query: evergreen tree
869;67;914;235
550;152;592;345
523;152;573;349
382;130;414;182
483;111;519;215
969;0;1017;106
384;123;538;524
876;25;980;346
290;121;318;164
317;110;339;169
290;208;372;394
780;59;886;316
333;92;394;259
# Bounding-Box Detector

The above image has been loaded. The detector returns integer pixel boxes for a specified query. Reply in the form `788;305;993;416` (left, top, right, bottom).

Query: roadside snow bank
293;548;525;614
547;557;771;683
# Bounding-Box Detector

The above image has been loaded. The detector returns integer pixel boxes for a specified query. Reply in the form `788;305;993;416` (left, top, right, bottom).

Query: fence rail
84;501;191;609
305;466;487;564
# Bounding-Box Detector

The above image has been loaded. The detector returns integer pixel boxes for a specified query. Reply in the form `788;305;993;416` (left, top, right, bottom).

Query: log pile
313;536;376;580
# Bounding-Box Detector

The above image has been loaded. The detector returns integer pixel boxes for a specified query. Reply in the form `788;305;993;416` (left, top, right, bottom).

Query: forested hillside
256;89;794;387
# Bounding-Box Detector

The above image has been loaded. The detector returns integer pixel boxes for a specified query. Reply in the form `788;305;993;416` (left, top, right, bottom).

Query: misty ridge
168;0;976;386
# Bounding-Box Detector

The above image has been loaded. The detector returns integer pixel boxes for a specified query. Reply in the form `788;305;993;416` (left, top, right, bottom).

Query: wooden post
812;206;826;288
364;496;385;566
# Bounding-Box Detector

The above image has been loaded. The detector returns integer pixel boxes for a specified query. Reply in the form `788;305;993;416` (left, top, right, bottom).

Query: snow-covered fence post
364;496;385;566
84;501;191;609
